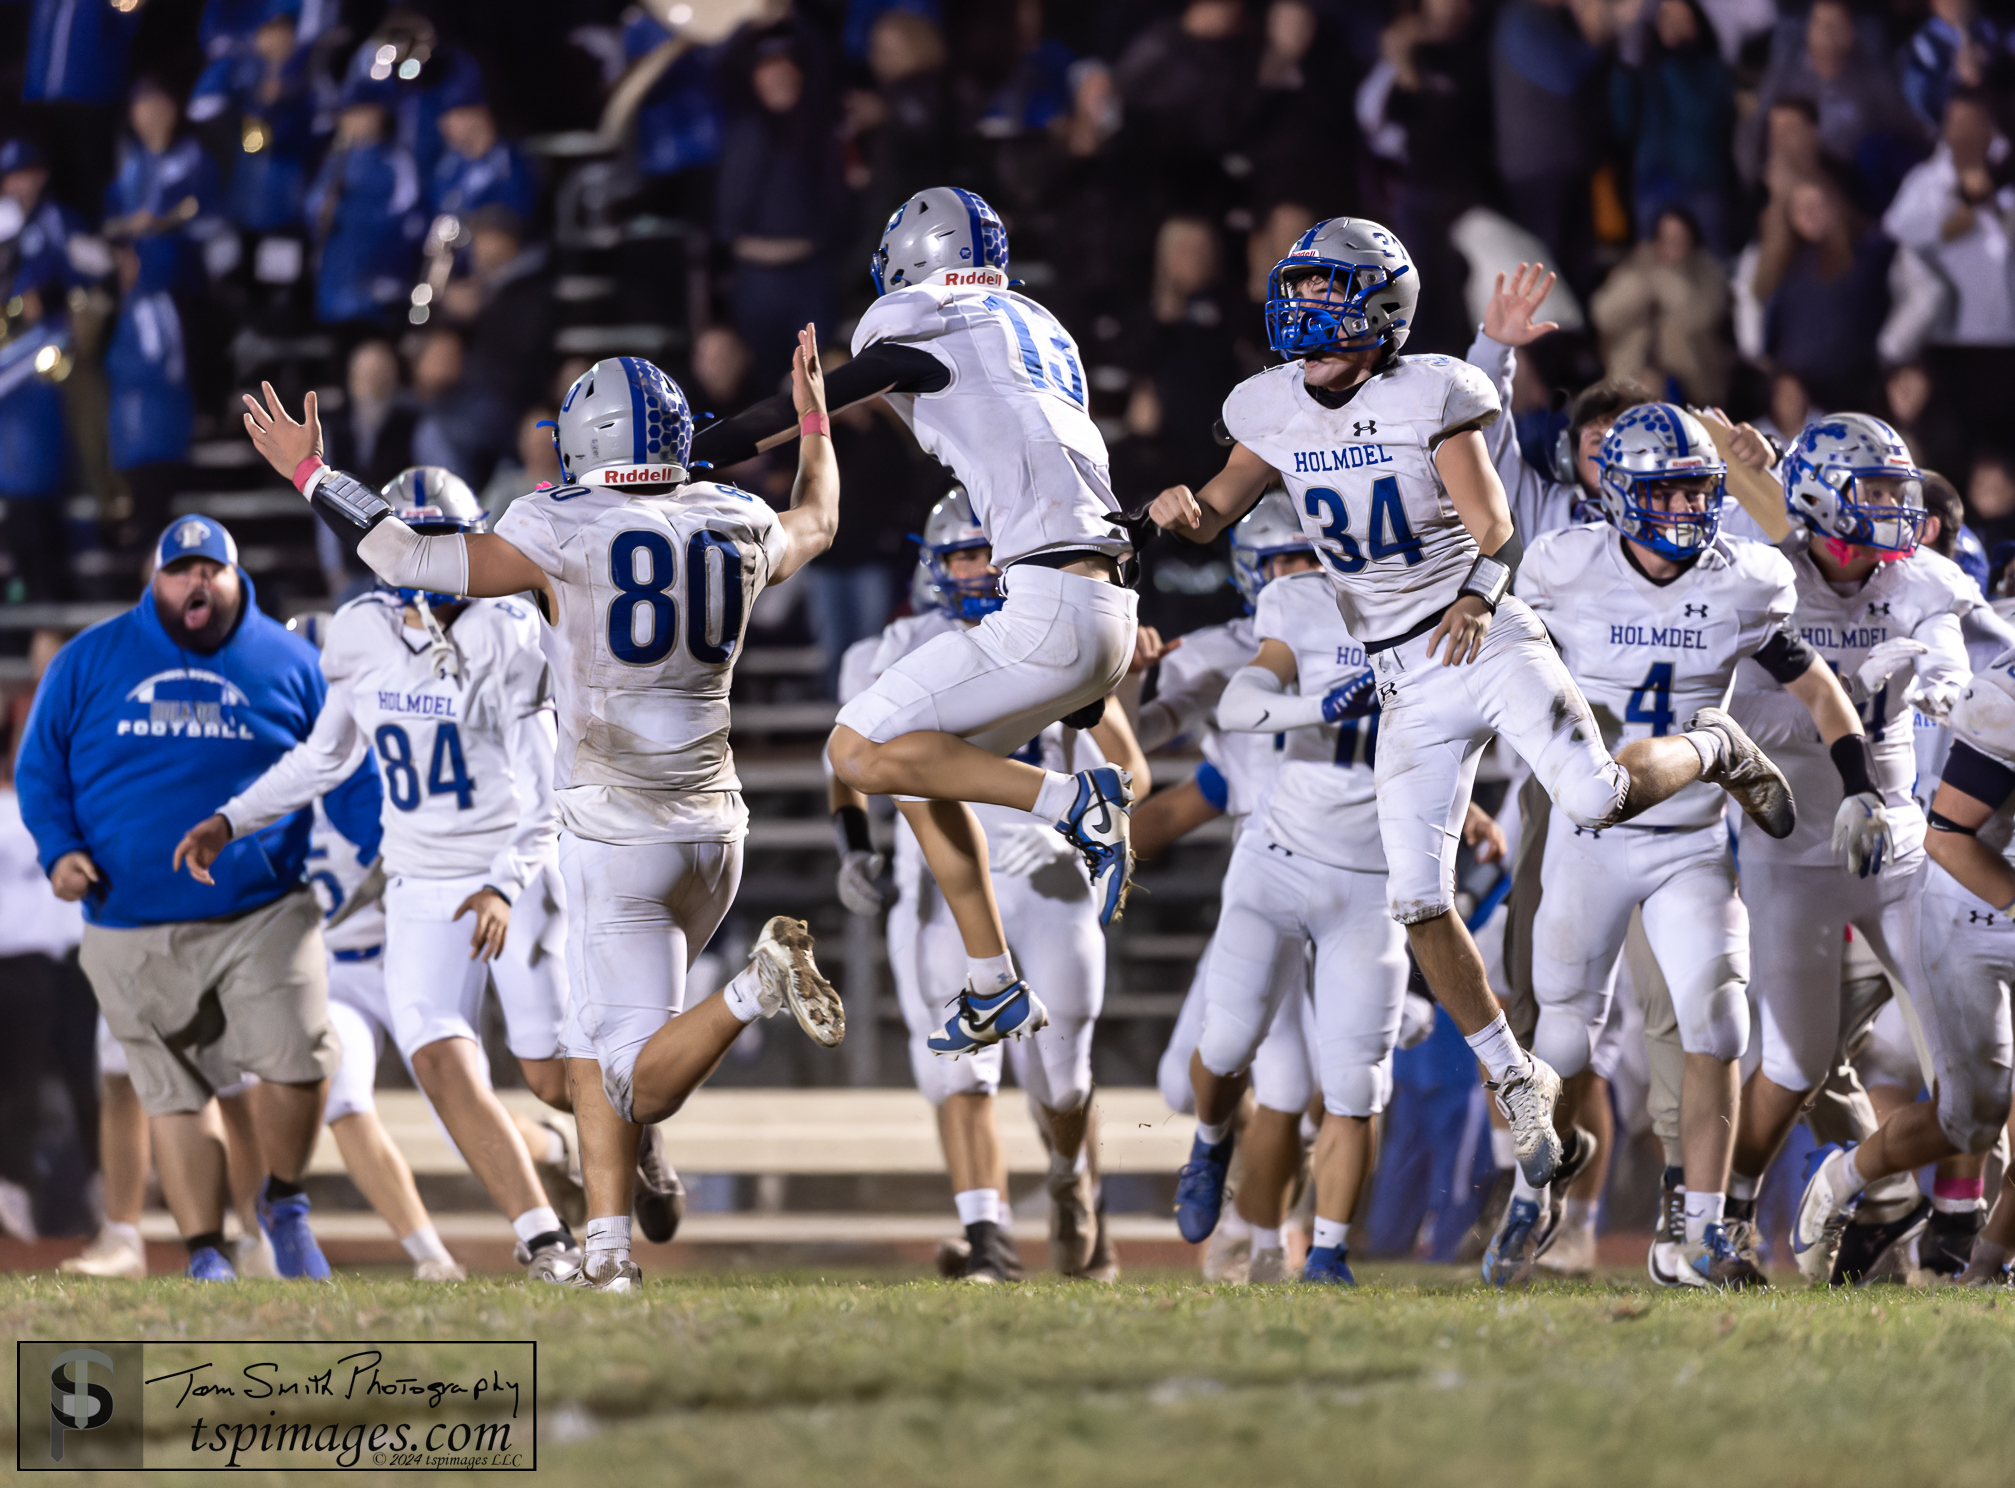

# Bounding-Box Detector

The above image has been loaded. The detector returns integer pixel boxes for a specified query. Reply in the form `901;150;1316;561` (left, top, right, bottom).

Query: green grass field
6;1267;2012;1487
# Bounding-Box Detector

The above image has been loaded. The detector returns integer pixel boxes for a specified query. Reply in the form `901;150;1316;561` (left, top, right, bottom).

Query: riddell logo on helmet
935;268;1006;287
586;465;686;486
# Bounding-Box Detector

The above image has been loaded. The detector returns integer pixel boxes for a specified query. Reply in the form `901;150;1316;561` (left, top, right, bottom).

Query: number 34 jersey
1221;354;1500;648
494;479;786;845
1518;524;1797;830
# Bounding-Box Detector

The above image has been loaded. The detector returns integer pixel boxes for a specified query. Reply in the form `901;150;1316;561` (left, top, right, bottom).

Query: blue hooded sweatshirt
16;572;327;928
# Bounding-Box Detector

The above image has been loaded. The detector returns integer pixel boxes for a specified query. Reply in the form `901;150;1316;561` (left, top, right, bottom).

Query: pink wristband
799;411;830;439
291;455;325;493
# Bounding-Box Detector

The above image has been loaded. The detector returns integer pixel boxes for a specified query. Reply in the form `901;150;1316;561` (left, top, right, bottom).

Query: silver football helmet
870;186;1010;296
1594;403;1725;561
382;465;482;607
1230;488;1316;608
1782;413;1927;554
1266;217;1419;358
554;356;693;485
915;484;1002;619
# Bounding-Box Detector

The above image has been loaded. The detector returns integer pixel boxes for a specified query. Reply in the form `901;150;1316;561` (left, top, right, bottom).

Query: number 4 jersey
1221;354;1500;648
1518;523;1798;830
494;478;787;845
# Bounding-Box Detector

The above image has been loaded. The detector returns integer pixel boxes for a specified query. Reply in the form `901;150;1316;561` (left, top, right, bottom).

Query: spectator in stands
304;78;423;329
1966;447;2015;552
315;337;415;595
20;0;144;215
479;404;562;521
1245;1;1356;215
103;78;223;293
437;205;555;413
1491;0;1616;295
716;37;846;390
341;9;486;191
105;239;195;550
431;96;536;222
15;515;342;1282
627;6;726;221
0;320;75;602
188;0;319;237
1115;0;1261;206
409;325;510;487
1759;179;1890;412
690;324;756;417
847;9;952;223
1;139;95;309
1901;0;2007;132
1610;0;1736;253
1132;216;1243;492
1590;206;1731;404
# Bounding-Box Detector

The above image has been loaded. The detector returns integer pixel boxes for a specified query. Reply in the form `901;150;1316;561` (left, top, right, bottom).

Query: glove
1851;638;1927;704
993;822;1077;878
836;848;891;917
1831;792;1892;878
1905;676;1963;722
1321;670;1378;724
1398;991;1438;1050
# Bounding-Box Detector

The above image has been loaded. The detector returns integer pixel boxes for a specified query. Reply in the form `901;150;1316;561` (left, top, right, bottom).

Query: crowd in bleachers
3;0;2015;662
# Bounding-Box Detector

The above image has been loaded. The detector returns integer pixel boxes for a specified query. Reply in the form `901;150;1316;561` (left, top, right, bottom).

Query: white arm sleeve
1215;665;1326;734
218;678;368;836
485;702;559;900
355;515;470;597
1136;690;1213;753
1914;611;1971;696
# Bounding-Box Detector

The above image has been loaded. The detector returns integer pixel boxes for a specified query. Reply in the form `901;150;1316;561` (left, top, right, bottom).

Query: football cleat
1174;1134;1234;1244
1686;706;1796;839
257;1179;332;1281
186;1245;238;1282
234;1228;281;1279
1202;1218;1252;1283
1538;1215;1596;1275
961;1220;1025;1283
1648;1171;1687;1287
413;1256;467;1283
534;1118;587;1230
1482;1195;1545;1287
1302;1245;1356;1285
61;1227;148;1280
749;916;846;1046
1678;1223;1769;1290
1792;1146;1862;1284
1725;1203;1768;1275
1532;1124;1596;1267
633;1122;686;1244
1048;1162;1098;1276
1958;1242;2013;1287
1080;1204;1120;1283
1456;1167;1515;1266
570;1252;643;1294
1919;1206;1985;1280
934;1237;972;1278
1247;1246;1289;1283
516;1228;583;1283
927;978;1048;1056
1055;766;1135;926
1487;1056;1564;1187
1833;1196;1931;1286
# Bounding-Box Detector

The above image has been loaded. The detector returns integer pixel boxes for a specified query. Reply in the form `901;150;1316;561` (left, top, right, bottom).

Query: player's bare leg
328;1110;464;1279
1189;1048;1249;1132
898;799;1008;958
517;1058;570;1111
931;1094;1020;1282
833;726;1050;816
1731;1069;1811;1181
1613;735;1712;817
410;1036;551;1222
151;1101;231;1244
218;1088;277;1276
568;1059;642;1233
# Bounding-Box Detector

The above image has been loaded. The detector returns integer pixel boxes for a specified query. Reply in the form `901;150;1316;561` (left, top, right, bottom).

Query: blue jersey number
1304;488;1366;575
983;294;1085;409
1366;476;1424;565
1625;662;1677;736
1335;711;1380;769
607;528;751;668
1825;660;1888;741
1305;477;1420;575
375;722;476;812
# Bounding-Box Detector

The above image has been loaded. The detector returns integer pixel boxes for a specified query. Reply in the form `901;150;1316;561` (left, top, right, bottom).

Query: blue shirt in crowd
431;139;536;219
0;323;71;499
105;238;193;471
23;0;143;105
305;138;423;324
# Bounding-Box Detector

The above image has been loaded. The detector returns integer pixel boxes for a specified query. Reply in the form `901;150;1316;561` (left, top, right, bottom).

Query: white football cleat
413;1256;467;1283
1201;1221;1252;1284
747;917;846;1047
59;1227;148;1280
1792;1147;1862;1285
570;1253;643;1294
1488;1056;1564;1188
1246;1246;1288;1284
234;1228;281;1279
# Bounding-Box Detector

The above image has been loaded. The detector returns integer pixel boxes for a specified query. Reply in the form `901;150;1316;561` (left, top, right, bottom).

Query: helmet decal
1594;404;1726;562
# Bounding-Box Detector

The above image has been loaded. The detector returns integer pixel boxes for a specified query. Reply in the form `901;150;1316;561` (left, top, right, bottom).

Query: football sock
512;1207;563;1245
534;1126;567;1166
585;1215;631;1264
722;962;770;1023
1683;727;1725;774
1250;1225;1282;1254
185;1230;227;1256
1193;1118;1232;1148
1683;1190;1726;1246
968;951;1018;996
1465;1014;1525;1085
1725;1193;1756;1222
1032;771;1080;823
264;1175;304;1201
1511;1163;1546;1204
401;1225;453;1265
104;1220;141;1251
1217;1206;1253;1240
1933;1176;1986;1213
1560;1198;1596;1236
1490;1127;1517;1171
954;1188;1001;1227
1728;1171;1759;1202
1312;1217;1349;1251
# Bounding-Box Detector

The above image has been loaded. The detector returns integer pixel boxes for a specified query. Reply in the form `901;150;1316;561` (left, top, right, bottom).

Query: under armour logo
1573;826;1604;838
1971;910;1999;924
1684;604;1708;617
1377;680;1398;703
175;520;211;549
1352;420;1377;438
1868;602;1891;616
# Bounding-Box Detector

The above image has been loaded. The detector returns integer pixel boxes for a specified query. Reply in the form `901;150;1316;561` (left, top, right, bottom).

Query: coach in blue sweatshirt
17;515;341;1282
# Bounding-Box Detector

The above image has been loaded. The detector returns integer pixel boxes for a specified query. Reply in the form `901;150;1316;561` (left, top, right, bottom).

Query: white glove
993;822;1078;878
1905;676;1964;722
1831;792;1893;878
1398;991;1438;1050
1852;638;1927;703
836;849;890;917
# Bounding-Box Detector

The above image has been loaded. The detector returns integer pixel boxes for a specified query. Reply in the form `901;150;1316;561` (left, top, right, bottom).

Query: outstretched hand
242;381;322;480
1481;262;1560;347
791;323;827;419
171;814;233;886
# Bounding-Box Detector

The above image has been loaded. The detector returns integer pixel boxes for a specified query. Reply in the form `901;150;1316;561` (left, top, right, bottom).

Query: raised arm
690;339;947;469
1215;638;1375;734
1148;441;1278;546
770;326;841;584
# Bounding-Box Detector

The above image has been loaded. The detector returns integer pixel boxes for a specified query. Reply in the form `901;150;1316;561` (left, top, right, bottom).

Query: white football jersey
1246;569;1382;871
495;479;787;844
1731;541;1973;866
1520;524;1798;830
1143;616;1282;822
1221;354;1500;646
1940;650;2015;871
1912;598;2015;809
224;592;558;893
305;797;382;954
853;284;1123;566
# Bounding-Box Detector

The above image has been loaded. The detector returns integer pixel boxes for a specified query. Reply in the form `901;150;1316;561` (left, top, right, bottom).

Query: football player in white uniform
1720;415;1976;1276
695;189;1141;1063
832;487;1145;1281
178;470;585;1283
1499;403;1871;1289
1148;217;1796;1197
239;330;846;1293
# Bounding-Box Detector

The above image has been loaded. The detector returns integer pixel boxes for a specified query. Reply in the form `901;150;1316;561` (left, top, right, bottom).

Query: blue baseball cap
156;515;239;571
0;138;43;176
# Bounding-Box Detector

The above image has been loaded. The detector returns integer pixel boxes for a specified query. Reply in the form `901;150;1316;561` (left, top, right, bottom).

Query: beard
155;585;238;653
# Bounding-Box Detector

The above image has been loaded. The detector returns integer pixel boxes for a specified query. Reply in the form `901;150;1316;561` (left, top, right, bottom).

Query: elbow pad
356;515;470;597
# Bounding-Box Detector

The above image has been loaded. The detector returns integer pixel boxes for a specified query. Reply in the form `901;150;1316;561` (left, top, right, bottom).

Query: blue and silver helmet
914;485;1002;620
555;356;693;486
1265;217;1418;360
1594;403;1726;561
1229;489;1315;609
1783;413;1927;555
383;465;483;607
870;186;1010;296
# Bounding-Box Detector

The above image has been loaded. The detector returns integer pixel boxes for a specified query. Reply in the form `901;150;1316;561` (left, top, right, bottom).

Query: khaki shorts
79;889;339;1116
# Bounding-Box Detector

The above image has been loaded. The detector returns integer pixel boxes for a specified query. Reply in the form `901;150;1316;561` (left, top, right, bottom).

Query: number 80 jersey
495;479;786;845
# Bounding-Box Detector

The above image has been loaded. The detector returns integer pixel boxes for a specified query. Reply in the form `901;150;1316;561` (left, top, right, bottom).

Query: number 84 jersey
1516;524;1797;829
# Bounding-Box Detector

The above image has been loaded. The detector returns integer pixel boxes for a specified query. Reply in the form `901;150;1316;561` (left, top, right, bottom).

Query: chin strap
411;593;463;686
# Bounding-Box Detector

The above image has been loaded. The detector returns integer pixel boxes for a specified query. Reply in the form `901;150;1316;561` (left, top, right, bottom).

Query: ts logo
50;1349;114;1460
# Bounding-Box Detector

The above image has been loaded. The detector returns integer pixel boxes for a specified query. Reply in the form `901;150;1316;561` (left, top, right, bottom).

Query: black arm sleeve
688;342;950;469
1752;624;1819;685
1941;740;2015;813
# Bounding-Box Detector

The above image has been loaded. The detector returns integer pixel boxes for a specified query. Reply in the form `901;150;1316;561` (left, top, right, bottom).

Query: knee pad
1553;763;1629;832
908;1037;1002;1105
1158;1041;1197;1115
1198;1003;1264;1082
1939;1067;2014;1156
1533;1006;1595;1080
1321;1059;1392;1119
1678;979;1750;1064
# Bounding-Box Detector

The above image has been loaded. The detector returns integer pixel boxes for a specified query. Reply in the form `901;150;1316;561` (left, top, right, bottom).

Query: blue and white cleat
1302;1245;1356;1285
1482;1195;1545;1287
1487;1055;1564;1188
1792;1145;1863;1285
1054;766;1134;926
1173;1134;1234;1244
258;1178;332;1280
186;1245;237;1282
926;979;1049;1057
